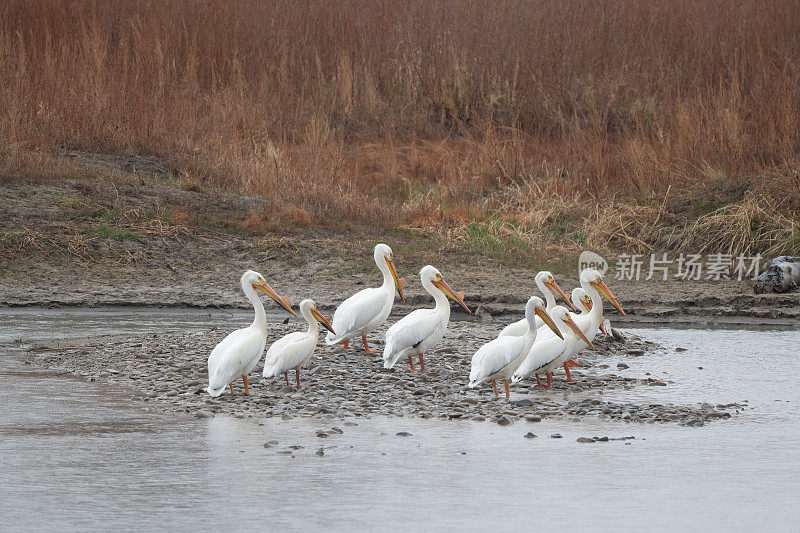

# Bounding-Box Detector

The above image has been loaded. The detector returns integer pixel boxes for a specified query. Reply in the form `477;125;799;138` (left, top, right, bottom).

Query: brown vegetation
2;0;799;258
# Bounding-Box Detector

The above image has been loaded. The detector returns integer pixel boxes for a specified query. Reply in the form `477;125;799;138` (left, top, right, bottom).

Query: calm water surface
1;309;799;531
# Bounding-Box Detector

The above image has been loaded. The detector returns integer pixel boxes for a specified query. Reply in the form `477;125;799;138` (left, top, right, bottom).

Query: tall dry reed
1;0;799;253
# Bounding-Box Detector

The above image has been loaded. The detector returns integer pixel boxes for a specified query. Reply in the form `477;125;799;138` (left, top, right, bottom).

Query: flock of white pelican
206;243;626;400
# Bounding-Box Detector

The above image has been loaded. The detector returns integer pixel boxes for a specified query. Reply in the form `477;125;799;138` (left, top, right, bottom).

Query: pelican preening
469;296;562;398
205;254;626;401
383;265;471;372
498;271;575;338
325;243;405;354
206;270;296;397
263;299;335;389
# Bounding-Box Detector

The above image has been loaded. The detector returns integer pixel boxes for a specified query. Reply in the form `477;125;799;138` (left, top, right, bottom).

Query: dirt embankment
1;154;798;323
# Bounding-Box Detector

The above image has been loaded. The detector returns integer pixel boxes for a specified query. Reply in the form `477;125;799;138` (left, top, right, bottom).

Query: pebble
29;324;741;428
577;437;594;443
396;431;413;437
550;433;563;439
523;432;537;439
315;448;324;457
617;363;629;370
496;415;511;426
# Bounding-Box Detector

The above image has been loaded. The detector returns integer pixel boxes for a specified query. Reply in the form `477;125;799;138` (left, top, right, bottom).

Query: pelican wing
207;327;266;394
383;308;439;359
513;335;566;380
469;335;525;385
263;331;314;377
326;287;386;344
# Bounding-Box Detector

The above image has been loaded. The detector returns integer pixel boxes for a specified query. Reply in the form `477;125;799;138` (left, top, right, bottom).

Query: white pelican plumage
468;296;562;398
497;270;575;338
206;270;296;397
325;243;405;353
511;305;595;389
263;299;335;389
383;265;471;371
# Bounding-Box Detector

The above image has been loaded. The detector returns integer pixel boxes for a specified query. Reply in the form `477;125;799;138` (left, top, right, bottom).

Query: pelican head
526;296;562;339
298;299;335;334
374;243;405;303
420;265;471;313
571;287;592;313
536;271;576;311
241;270;297;316
581;268;626;316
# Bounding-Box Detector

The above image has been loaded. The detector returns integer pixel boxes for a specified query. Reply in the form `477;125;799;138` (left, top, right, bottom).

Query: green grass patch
85;224;142;241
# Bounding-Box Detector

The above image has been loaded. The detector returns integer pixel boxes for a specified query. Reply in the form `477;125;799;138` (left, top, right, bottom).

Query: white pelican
511;305;595;389
206;270;296;397
497;271;575;337
325;243;405;354
383;265;471;371
557;269;625;381
263;299;335;389
468;296;562;399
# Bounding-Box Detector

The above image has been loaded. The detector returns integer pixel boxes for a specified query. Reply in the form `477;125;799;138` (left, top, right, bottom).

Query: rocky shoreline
21;320;744;427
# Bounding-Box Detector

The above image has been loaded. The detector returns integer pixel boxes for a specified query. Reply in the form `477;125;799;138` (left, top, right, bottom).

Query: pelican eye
435;274;442;280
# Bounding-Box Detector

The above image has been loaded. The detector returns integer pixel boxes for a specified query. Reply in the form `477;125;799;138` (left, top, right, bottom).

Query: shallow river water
1;309;799;531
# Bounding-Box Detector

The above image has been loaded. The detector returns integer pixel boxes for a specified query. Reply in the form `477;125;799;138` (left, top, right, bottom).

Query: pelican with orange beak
263;299;335;389
498;271;576;338
325;243;405;354
511;305;596;389
469;296;563;399
383;265;471;371
206;270;297;397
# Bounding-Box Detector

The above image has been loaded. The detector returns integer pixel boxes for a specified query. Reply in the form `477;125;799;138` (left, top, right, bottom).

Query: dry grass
2;0;800;257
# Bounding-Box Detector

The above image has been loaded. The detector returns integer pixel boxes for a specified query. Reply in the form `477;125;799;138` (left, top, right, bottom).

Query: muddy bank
21;320;743;427
2;172;798;322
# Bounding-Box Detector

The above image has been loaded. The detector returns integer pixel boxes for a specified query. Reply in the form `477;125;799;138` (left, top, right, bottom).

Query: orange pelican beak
545;278;576;311
253;282;297;317
310;305;335;334
563;313;595;349
385;256;406;303
535;306;563;339
432;278;471;313
590;278;626;317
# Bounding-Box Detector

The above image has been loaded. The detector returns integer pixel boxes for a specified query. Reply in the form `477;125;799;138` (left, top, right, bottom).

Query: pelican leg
408;355;418;371
295;368;303;389
229;383;235;394
492;380;498;397
342;340;349;350
535;374;545;387
565;360;580;367
284;371;289;386
242;375;251;395
362;335;379;354
546;372;553;389
504;380;510;400
564;363;577;383
418;353;433;372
